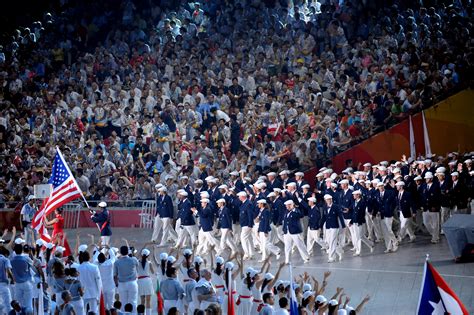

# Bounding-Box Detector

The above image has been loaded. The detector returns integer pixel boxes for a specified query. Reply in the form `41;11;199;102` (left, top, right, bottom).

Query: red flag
99;291;106;315
156;278;164;315
227;269;235;315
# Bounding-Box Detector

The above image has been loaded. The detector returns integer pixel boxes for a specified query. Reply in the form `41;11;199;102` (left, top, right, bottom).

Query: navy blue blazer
396;190;413;218
308;206;322;230
350;198;366;225
92;209;112;236
282;209;303;235
321;204;346;229
198;205;214;232
376;189;396;218
230;196;241;224
273;198;286;225
217;206;233;229
178;199;195;226
422;182;441;212
337;189;354;219
157;194;174;218
257;208;272;233
239;199;254;227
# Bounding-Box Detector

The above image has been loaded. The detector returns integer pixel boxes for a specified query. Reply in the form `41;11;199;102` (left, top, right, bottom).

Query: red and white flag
32;147;84;243
227;268;236;315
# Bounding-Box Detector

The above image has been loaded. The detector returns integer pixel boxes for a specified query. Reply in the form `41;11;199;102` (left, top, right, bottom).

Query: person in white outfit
114;246;139;313
137;249;155;315
93;246;116;310
77;251;102;314
282;200;310;264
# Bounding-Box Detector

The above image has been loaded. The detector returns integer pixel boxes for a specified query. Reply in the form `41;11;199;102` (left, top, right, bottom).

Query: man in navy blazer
422;172;441;243
256;199;281;262
216;198;238;255
395;181;416;243
306;197;325;256
376;182;398;253
152;186;178;245
337;179;354;247
349;190;374;256
175;190;198;248
194;198;220;256
237;191;255;260
321;194;345;263
282;200;310;264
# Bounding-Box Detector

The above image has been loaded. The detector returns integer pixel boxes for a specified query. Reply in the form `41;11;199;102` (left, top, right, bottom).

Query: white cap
211;178;219;183
249;269;259;277
330;183;337;188
465;159;472;164
329;299;339;306
194;256;204;264
239;169;246;174
267;192;276;198
322;169;332;174
451;172;459;177
236;191;247;197
257;199;267;204
55;246;65;253
436;167;446;173
346;306;355;312
179;191;188;196
141;248;151;256
365;180;371;184
205;176;214;182
225;261;235;270
160;252;169;260
325;178;333;182
295;172;304;177
254;182;264;189
264;272;275;280
378;166;387;171
155;183;163;189
183;248;193;256
316;295;327;303
342;168;353;173
35;239;44;246
218;184;228;190
424;172;434;179
284;200;294;206
195;179;203;184
216;198;226;204
363;162;372;167
28;195;35;201
376;182;384;187
267;172;277;177
303;291;315;300
303;283;312;292
337;310;347;315
302;184;310;189
393;167;401;173
158;187;167;192
323;194;333;200
78;244;88;252
340;179;349;185
352;190;362;195
216;256;225;264
167;255;177;264
273;188;282;193
279;170;290;176
371;178;380;184
200;198;210;203
414;175;423;181
424;159;432;164
286;182;296;187
393;175;402;180
15;238;25;245
316;172;323;177
230;171;239;176
45;243;54;249
308;197;317;202
395;181;405;186
448;161;456;166
380;161;389;166
200;191;210;198
98;201;107;208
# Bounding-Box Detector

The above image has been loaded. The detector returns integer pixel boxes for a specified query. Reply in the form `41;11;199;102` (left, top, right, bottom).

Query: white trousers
276;225;285;244
118;280;138;313
103;288;115;310
423;212;440;242
177;225;198;248
259;232;280;260
220;228;238;254
342;219;352;246
160;217;178;245
14;281;33;311
232;223;241;243
164;299;178;315
325;228;343;261
306;229;324;255
71;299;85;315
352;224;374;254
0;282;12;315
241;226;254;257
399;214;415;240
101;236;110;246
283;233;309;263
151;215;163;242
196;230;220;255
381;217;398;251
366;212;383;241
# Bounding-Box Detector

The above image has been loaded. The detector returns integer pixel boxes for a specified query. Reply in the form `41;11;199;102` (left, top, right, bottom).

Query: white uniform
95;249;116;310
137;260;154;296
78;262;102;314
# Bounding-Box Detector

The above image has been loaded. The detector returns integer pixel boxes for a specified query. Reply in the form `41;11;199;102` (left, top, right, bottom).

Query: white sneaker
353;252;361;257
370;246;374;253
328;259;336;263
384;249;392;253
303;259;310;264
337;253;343;261
276;252;281;260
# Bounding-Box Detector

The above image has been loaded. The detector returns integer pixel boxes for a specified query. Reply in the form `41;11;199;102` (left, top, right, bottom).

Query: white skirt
138;277;154;296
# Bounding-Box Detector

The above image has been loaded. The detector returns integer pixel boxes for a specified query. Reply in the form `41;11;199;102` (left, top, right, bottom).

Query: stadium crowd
0;0;472;207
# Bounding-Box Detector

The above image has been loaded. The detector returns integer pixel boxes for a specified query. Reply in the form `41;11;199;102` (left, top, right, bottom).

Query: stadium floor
65;228;474;314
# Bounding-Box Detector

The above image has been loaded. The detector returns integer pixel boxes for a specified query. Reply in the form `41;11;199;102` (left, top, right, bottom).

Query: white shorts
138;277;154;296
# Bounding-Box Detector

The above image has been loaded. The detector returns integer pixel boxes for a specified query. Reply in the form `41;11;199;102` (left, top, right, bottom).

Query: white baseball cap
183;248;193;256
424;172;434;179
216;256;225;264
303;291;315;300
264;272;275;280
267;192;276;198
98;201;107;208
216;198;226;204
179;191;188;196
295;172;304;177
230;171;239;176
141;248;151;256
55;246;65;253
316;295;327;303
323;194;333;200
451;172;459;177
257;199;267;204
167;255;177;264
78;244;88;252
200;198;210;203
236;191;247;197
395;181;405;186
284;200;294;206
160;252;169;260
352;190;362;195
15;238;25;245
414;175;423;181
218;184;228;189
308;197;317;202
35;239;44;246
340;179;349;185
302;184;310;189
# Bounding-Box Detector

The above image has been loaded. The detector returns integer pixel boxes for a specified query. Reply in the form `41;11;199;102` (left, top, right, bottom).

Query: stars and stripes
32;148;84;243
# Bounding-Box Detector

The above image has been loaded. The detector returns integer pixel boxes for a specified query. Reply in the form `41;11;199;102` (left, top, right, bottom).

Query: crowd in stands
0;0;473;208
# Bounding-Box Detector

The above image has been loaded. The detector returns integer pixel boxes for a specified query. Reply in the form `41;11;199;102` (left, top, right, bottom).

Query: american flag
32;148;83;243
